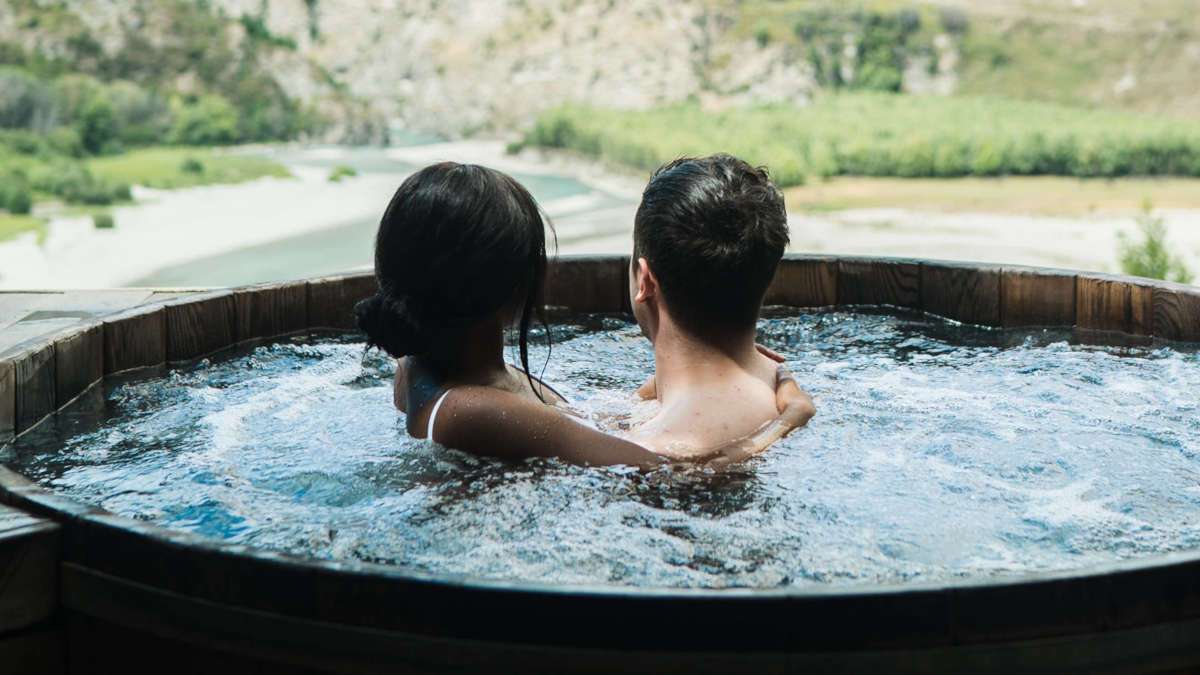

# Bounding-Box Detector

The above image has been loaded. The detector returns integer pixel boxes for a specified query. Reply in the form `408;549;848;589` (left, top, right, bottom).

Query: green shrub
92;213;114;229
0;67;59;131
239;15;298;50
1118;205;1194;284
0;172;34;215
328;164;358;182
516;94;1200;185
180;157;205;174
46;127;83;157
34;163;129;205
6;187;33;214
754;27;771;48
77;93;117;154
170;95;240;145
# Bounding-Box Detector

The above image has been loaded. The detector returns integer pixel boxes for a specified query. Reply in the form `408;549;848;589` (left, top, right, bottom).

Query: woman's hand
636;375;657;400
756;344;786;363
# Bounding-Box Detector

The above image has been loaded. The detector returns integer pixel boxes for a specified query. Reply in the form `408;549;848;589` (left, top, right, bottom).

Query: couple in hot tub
356;154;816;467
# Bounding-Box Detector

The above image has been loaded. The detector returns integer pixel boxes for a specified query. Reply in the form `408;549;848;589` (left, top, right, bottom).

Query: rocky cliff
5;0;1194;141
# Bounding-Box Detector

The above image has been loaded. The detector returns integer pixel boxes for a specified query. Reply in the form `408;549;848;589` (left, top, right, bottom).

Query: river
0;141;639;290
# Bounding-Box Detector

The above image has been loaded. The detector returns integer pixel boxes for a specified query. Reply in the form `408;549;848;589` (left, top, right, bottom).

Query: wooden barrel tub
1;254;1199;674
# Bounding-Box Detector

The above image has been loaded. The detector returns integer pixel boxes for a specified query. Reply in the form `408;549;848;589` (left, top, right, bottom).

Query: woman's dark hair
355;162;553;392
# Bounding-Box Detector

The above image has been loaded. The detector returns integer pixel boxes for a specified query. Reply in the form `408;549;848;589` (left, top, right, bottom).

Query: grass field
0;147;290;243
86;148;291;190
516;93;1200;186
0;213;44;243
787;176;1200;215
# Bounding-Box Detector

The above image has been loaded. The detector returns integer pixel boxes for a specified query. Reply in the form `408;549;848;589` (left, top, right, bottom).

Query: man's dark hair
633;154;789;335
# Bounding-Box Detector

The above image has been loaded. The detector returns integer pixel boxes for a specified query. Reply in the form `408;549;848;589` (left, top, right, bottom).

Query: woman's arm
429;387;666;468
428;373;814;469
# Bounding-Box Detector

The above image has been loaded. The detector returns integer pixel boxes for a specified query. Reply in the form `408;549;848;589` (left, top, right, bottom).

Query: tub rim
2;254;1200;654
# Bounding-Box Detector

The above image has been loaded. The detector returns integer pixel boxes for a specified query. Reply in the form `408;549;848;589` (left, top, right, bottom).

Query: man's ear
635;257;658;304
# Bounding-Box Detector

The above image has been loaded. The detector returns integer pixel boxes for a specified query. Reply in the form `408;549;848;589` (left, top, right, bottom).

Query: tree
78;93;117;154
170;94;240;145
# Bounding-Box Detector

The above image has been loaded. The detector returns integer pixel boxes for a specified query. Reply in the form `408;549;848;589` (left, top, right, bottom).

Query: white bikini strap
426;390;453;442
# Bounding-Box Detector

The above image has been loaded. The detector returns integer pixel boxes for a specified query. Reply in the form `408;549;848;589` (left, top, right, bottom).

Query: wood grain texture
102;306;166;375
764;257;838;308
1076;274;1134;333
1153;285;1200;343
1129;282;1155;336
165;293;236;362
920;263;1001;327
306;274;377;330
1000;267;1076;327
53;324;102;407
13;344;54;434
837;259;920;308
0;360;13;444
544;255;629;313
233;282;308;343
0;504;59;634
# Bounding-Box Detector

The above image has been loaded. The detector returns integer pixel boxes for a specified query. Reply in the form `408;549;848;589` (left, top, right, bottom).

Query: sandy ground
1;140;1197;289
0;165;401;290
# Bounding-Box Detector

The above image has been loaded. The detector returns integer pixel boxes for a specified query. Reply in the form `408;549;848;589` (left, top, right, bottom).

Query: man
627;154;814;458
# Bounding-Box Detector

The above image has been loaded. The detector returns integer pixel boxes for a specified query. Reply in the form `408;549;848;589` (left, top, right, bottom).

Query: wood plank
103;306;166;375
53;324;103;407
12;344;55;434
307;274;378;331
764;256;838;308
1130;281;1155;337
0;504;59;635
1076;274;1132;333
0;359;13;445
0;318;80;356
233;282;308;343
920;262;1001;327
544;255;629;313
1153;285;1200;343
836;259;921;308
1000;267;1076;327
164;293;236;362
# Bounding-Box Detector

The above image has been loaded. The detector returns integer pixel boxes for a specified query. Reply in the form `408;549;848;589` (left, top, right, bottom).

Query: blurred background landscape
1;0;1198;289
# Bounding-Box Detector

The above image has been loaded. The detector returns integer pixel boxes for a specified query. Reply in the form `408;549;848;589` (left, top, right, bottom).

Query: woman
356;162;809;467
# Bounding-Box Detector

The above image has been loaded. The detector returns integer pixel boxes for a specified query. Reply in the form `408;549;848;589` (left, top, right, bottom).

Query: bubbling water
7;310;1200;589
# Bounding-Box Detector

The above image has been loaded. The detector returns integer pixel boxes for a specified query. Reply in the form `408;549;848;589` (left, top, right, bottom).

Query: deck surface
0;290;200;356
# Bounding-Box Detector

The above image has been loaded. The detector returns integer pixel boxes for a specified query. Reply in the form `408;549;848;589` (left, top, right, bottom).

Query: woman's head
355;162;551;366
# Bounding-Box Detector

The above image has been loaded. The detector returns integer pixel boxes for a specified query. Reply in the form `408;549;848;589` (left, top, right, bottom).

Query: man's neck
651;321;762;407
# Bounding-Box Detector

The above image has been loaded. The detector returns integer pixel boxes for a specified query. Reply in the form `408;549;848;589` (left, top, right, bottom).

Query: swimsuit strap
426;389;453;443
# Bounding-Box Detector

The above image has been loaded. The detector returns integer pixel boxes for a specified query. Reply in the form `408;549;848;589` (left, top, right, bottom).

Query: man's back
629;350;781;459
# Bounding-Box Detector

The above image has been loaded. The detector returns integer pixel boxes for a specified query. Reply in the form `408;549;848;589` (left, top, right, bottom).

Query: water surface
8;310;1200;589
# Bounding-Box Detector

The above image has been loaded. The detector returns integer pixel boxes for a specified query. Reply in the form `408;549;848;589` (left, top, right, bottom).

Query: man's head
630;154;789;341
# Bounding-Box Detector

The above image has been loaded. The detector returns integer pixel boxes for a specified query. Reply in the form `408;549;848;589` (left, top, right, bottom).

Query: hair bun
354;292;431;358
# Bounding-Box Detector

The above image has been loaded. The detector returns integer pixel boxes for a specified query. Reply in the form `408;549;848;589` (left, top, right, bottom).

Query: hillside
2;0;1198;138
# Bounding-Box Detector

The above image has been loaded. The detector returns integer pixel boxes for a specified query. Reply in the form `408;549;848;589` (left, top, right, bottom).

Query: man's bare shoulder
630;371;779;459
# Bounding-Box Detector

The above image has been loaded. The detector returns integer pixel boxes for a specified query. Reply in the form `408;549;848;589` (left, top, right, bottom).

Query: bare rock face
903;34;960;96
205;0;824;137
2;0;957;139
214;0;706;136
